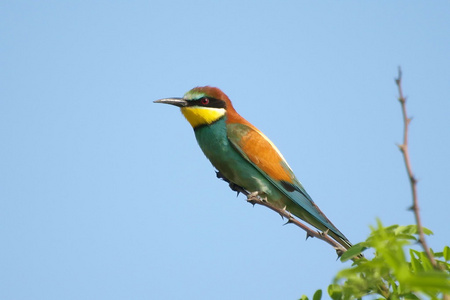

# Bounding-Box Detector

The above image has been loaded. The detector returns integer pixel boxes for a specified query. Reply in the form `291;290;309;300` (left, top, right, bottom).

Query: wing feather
226;122;348;243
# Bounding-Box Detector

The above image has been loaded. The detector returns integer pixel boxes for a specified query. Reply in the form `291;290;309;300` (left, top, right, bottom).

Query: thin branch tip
395;68;438;269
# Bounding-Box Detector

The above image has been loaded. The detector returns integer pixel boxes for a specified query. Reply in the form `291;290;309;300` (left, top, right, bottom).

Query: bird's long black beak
153;98;188;107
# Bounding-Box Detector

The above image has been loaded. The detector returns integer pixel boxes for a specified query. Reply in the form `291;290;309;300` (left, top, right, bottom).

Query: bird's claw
216;171;248;196
229;182;248;197
319;229;330;237
246;191;270;208
216;171;229;183
246;191;261;205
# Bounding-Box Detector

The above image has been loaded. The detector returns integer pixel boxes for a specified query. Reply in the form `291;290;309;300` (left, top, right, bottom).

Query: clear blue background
1;1;449;299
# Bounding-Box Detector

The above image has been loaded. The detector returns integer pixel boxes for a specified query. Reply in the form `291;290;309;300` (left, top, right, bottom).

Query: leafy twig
395;67;438;269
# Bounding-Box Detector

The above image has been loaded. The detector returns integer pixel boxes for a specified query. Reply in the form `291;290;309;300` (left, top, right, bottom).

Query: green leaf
312;289;322;300
299;295;309;300
433;251;444;258
419;252;434;271
444;246;450;261
384;224;399;231
327;284;343;300
400;292;421;300
394;225;416;235
340;243;367;262
403;271;450;293
421;227;433;236
410;249;420;257
409;249;423;272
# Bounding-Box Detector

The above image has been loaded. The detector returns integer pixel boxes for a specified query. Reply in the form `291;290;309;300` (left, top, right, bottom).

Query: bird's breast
193;119;276;197
194;119;235;171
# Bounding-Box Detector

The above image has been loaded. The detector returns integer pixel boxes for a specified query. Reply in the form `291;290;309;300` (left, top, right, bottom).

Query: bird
154;86;353;250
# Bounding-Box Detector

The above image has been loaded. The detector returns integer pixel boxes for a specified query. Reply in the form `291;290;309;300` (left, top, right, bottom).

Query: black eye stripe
189;97;226;109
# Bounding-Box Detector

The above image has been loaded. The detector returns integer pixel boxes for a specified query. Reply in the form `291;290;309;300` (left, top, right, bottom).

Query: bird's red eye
201;98;209;105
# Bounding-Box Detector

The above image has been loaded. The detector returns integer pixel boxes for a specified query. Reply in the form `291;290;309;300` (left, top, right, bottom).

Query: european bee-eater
154;86;352;250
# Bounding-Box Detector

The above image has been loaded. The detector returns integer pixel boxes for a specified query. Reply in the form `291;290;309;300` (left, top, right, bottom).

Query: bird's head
154;86;236;128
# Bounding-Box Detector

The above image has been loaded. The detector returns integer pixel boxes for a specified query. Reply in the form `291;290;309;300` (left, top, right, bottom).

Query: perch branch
216;171;349;258
395;67;438;268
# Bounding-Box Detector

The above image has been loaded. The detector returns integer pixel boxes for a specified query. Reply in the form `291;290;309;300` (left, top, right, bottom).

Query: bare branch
395;67;438;268
246;192;348;257
216;171;353;259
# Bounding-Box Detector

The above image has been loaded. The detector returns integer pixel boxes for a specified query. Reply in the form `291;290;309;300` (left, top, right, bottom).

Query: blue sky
1;1;449;299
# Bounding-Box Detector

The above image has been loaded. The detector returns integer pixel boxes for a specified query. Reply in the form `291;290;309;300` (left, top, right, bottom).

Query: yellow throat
181;106;226;128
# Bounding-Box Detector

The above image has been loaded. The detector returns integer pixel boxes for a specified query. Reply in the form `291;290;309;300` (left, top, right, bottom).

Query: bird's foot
246;191;268;206
216;171;230;183
229;182;248;197
281;207;296;225
319;229;330;240
216;171;248;196
246;191;259;206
